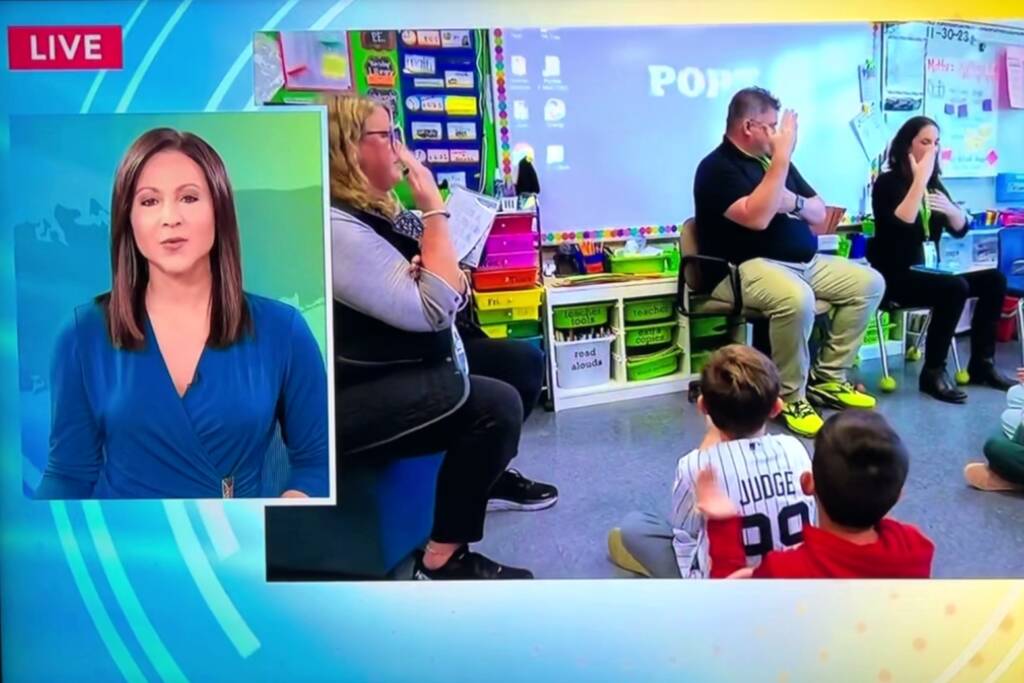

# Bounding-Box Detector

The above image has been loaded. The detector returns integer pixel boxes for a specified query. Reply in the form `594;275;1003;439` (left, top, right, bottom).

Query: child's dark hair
812;411;910;529
700;344;780;438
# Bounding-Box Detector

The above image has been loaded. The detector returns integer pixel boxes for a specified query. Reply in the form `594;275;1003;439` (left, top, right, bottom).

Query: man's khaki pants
710;254;885;403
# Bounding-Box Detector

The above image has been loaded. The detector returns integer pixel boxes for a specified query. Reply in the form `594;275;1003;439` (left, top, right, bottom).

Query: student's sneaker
412;546;534;580
807;380;877;409
963;463;1024;492
487;469;559;511
780;400;824;438
606;528;651;577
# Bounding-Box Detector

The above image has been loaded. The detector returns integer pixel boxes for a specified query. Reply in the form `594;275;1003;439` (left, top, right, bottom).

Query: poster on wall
923;29;999;178
1008;46;1024;109
280;32;353;91
881;23;928;137
884;35;926;110
253;31;353;104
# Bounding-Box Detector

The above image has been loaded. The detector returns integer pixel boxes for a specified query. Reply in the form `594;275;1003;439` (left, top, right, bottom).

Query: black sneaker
487;469;558;512
412;546;534;580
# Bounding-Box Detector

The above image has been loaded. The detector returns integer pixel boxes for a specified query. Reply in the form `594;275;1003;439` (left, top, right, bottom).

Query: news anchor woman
35;128;329;499
323;94;555;580
868;116;1013;404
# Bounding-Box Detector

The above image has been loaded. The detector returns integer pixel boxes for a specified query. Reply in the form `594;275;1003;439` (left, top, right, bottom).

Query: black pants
883;268;1006;370
351;338;544;544
463;336;545;421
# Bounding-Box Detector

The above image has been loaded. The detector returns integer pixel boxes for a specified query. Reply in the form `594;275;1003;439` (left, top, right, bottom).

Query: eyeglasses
362;126;404;147
747;118;778;133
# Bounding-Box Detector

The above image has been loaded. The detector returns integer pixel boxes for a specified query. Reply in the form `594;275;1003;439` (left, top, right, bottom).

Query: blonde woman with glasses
317;95;556;579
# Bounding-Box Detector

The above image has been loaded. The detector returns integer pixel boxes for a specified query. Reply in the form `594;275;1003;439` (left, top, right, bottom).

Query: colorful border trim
491;29;513;187
543;224;681;246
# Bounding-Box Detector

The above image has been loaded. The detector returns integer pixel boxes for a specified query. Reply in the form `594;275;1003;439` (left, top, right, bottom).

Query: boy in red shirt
696;410;934;578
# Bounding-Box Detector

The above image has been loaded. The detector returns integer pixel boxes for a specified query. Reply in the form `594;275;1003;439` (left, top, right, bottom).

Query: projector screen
497;23;875;233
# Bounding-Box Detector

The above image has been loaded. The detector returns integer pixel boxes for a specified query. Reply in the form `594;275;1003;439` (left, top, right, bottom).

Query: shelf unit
540;228;1004;411
541;273;923;411
544;277;693;411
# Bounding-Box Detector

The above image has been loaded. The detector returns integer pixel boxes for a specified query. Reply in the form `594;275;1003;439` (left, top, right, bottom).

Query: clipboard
444;184;500;268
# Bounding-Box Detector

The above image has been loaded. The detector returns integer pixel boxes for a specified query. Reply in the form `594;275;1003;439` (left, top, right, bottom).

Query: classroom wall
946;53;1024;210
495;20;1022;234
887;21;1024;211
498;23;876;234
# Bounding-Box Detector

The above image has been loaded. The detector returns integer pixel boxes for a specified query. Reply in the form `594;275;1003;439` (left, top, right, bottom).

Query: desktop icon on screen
543;55;561;78
546;144;564;164
513;100;529;121
544;98;566;122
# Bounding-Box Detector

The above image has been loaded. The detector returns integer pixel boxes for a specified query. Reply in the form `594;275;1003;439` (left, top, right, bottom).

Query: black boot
919;366;967;404
967;359;1015;390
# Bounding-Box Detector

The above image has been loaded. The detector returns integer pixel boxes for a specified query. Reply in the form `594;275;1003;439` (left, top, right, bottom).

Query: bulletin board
397;29;491;192
882;21;1024;185
252;29;499;202
349;30;405;132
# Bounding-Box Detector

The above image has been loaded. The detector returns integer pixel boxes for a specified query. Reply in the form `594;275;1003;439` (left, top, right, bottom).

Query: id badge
452;326;469;375
923;242;938;269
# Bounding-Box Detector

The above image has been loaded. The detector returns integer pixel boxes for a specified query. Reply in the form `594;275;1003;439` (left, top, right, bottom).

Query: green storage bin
553;303;611;330
690;316;728;338
478;308;511;325
690;350;712;374
623;297;674;323
477;306;539;325
691;333;731;354
480;320;541;339
862;311;892;345
507;320;541;338
481;324;508;339
626;347;682;382
863;325;893;345
624;321;677;348
837;234;852;259
607;246;680;275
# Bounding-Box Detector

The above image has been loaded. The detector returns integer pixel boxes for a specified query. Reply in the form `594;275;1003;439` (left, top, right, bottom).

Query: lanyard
919;199;932;240
735;142;771;171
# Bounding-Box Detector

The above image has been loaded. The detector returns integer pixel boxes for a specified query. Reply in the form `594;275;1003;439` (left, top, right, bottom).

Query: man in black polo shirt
693;87;884;437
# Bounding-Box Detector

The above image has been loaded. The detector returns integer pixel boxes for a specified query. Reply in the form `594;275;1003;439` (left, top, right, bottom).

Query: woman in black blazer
868;116;1013;403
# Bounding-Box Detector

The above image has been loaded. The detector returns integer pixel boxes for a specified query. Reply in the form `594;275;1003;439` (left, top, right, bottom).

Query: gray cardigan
330;207;469;333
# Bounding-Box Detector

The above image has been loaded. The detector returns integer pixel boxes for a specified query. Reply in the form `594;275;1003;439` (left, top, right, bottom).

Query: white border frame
248;104;337;507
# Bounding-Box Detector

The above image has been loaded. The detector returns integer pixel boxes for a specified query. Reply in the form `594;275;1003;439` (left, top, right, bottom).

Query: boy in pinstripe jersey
608;345;816;578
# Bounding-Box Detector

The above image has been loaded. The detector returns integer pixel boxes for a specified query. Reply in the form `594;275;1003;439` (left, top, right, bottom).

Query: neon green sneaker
808;380;877;410
780;400;824;438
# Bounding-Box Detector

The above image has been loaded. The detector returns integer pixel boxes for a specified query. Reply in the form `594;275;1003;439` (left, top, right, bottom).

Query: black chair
677;218;832;399
872;299;965;392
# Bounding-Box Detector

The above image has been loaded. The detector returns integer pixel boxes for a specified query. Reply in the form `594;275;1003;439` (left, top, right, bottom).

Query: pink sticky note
987;150;999;165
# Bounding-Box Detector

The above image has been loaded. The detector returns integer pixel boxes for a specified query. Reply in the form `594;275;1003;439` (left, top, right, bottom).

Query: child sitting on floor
963;368;1024;492
696;410;934;578
607;344;815;578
